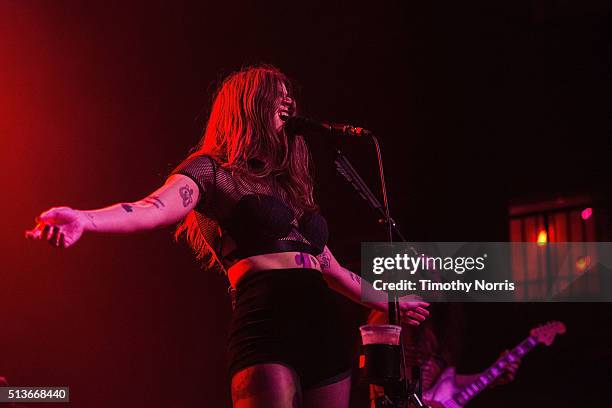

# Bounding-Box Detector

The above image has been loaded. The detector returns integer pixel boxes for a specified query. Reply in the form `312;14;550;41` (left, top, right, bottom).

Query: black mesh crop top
170;155;328;266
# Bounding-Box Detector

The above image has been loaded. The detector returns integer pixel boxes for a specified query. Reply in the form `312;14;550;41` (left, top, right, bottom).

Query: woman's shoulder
173;153;222;174
186;153;218;166
170;153;224;193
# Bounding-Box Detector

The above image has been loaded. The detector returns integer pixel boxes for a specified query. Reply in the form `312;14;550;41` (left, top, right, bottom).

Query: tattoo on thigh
179;185;194;207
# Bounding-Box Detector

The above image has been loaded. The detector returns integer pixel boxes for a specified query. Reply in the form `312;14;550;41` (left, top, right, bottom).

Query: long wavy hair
175;65;317;270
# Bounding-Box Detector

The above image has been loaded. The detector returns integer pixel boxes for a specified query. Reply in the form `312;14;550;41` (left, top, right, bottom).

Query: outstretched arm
78;174;199;233
317;246;429;325
25;174;199;247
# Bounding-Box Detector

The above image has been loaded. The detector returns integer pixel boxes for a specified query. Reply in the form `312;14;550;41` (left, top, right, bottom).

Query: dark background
1;1;611;406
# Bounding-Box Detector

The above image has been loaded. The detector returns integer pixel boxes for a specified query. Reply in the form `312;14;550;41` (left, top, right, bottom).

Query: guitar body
422;367;463;408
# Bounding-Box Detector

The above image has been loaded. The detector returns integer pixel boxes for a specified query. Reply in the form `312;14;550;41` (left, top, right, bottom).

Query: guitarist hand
491;350;521;387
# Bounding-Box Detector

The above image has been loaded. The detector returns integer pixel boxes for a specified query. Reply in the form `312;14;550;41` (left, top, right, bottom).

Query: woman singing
25;65;429;408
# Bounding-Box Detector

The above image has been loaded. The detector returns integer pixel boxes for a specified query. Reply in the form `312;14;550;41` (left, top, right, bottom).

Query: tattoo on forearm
85;213;97;229
143;195;165;209
318;251;331;269
121;204;133;213
179;185;194;207
349;271;362;284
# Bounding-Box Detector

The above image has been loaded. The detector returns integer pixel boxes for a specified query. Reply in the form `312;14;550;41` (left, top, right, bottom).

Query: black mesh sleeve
169;154;216;208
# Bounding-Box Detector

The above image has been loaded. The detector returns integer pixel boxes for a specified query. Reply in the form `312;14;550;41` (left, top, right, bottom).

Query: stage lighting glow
581;207;593;220
576;256;591;272
537;230;548;245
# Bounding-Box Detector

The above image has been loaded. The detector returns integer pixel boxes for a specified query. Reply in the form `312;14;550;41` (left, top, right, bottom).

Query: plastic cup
359;324;402;346
359;325;402;383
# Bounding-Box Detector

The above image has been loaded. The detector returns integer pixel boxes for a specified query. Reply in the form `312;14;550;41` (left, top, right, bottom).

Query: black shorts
227;268;353;390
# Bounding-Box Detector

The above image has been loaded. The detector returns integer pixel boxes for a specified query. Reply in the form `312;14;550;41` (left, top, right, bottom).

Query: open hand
25;206;87;248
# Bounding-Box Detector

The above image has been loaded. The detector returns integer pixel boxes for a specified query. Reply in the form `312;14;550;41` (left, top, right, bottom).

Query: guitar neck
452;336;538;406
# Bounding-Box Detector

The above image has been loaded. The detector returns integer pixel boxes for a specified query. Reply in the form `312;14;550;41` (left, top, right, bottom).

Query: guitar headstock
530;321;566;346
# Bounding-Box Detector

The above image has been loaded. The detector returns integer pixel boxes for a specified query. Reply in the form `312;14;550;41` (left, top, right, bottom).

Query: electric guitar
422;321;566;408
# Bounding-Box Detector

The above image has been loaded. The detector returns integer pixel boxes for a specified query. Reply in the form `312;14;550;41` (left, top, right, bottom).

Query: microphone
284;115;372;138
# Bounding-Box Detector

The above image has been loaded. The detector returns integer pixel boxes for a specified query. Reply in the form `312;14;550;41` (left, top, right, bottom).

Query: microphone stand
334;142;427;408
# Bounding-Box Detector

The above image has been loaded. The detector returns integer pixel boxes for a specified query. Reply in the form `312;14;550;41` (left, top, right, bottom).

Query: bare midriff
227;251;322;288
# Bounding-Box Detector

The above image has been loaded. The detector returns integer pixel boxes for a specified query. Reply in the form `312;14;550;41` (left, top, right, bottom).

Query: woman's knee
231;363;302;408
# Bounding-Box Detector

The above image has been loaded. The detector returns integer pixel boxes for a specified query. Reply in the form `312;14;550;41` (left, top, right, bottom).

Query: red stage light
581;207;593;220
